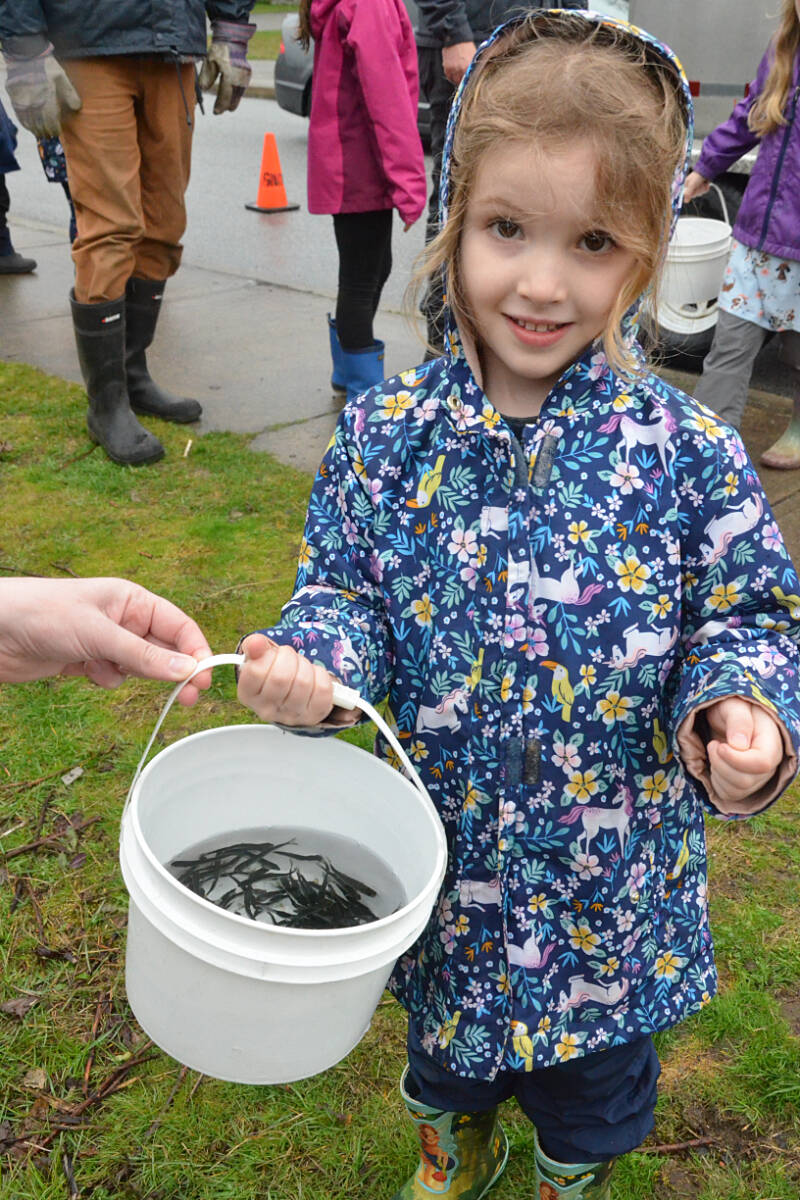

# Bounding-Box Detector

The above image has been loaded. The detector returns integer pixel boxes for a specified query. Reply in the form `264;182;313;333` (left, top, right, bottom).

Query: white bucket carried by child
657;183;732;336
120;654;447;1084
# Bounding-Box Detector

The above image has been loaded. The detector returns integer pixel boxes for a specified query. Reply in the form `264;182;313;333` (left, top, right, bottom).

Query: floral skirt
719;237;800;333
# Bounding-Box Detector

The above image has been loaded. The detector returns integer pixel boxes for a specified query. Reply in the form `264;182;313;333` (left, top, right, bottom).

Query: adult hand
441;41;476;86
198;20;256;114
237;633;337;726
3;45;81;137
683;170;711;204
679;696;783;807
0;578;212;705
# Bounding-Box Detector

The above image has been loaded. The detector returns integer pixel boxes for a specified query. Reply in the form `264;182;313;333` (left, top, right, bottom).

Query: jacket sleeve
341;0;427;226
205;1;256;22
667;426;800;818
0;0;49;46
257;400;393;710
693;49;770;180
416;0;474;47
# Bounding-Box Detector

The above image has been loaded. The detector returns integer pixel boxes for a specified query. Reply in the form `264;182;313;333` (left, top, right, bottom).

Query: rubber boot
341;339;385;402
70;291;164;466
391;1066;509;1199
327;313;347;399
534;1129;615;1199
0;227;36;274
760;394;800;470
125;277;202;423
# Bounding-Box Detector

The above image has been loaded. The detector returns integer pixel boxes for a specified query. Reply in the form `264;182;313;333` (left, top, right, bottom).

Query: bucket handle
708;181;730;227
123;652;434;817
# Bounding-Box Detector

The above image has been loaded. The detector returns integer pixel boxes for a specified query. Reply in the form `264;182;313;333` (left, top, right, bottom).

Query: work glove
3;44;81;138
198;20;256;114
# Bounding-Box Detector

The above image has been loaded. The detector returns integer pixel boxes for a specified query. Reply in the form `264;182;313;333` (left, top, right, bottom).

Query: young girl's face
459;138;637;418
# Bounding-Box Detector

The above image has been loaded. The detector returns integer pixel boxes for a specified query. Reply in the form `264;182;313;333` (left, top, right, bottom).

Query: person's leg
59;59;164;464
120;60;201;423
692;309;768;429
0;173;37;273
332;210;391;400
391;1024;510;1199
760;330;800;469
333;209;392;350
417;45;455;354
515;1035;660;1197
59;58;145;303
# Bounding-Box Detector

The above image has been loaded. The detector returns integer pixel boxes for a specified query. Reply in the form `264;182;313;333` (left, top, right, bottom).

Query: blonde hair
748;0;800;137
297;0;312;52
413;13;689;377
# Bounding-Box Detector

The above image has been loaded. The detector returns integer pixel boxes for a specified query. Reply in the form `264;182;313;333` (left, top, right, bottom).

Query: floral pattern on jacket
259;13;800;1079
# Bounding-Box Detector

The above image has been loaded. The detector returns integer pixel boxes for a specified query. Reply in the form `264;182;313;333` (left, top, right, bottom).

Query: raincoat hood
437;9;695;386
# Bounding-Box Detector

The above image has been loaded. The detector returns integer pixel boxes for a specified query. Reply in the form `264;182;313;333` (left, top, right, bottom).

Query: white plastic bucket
658;197;732;335
119;656;447;1084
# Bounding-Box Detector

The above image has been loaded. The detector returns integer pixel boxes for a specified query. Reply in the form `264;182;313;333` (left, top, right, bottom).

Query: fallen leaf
22;1067;47;1090
0;995;40;1019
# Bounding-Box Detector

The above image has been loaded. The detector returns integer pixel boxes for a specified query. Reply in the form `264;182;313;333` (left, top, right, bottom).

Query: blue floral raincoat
260;12;800;1078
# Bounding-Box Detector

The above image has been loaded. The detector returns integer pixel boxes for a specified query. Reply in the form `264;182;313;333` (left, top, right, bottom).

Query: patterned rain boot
760;394;800;470
327;313;347;400
341;339;385;402
533;1130;615;1199
391;1067;509;1199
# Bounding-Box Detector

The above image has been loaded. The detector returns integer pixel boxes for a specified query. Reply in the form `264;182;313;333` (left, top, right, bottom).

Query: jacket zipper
758;84;799;249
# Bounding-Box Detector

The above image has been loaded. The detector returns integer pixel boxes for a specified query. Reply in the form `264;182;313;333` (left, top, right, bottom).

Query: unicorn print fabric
259;12;800;1078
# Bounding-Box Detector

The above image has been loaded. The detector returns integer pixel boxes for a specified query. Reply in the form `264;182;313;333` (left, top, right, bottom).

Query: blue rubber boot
341;340;385;402
327;313;346;398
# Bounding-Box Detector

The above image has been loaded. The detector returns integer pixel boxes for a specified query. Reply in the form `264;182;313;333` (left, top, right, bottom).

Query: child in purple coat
685;0;800;469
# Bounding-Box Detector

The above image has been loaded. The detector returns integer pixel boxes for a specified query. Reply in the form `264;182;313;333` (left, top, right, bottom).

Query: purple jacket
307;0;427;227
695;46;800;261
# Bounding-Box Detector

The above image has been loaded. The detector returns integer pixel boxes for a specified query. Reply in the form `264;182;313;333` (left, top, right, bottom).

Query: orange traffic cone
245;133;300;214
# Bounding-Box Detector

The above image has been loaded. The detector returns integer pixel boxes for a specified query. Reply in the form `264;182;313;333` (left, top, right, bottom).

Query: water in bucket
169;825;407;929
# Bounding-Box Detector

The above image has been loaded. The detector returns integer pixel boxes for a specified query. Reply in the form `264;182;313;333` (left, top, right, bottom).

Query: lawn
0;360;799;1198
248;29;283;61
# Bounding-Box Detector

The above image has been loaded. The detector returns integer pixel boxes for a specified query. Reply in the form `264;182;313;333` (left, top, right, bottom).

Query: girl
297;0;427;401
685;0;800;470
238;12;800;1199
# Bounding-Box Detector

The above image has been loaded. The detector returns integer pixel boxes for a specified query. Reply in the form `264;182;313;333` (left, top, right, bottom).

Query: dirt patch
777;991;800;1038
655;1164;703;1199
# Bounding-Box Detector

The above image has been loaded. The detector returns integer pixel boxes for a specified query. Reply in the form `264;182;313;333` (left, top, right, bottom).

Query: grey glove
3;43;81;138
198;20;256;114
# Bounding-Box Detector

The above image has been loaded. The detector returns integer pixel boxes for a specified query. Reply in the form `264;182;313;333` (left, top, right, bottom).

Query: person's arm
238;399;394;726
415;0;473;50
343;0;427;228
692;48;770;182
0;578;213;705
666;431;800;816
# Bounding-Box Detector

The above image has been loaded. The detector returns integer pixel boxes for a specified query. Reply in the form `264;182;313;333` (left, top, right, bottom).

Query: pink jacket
307;0;427;226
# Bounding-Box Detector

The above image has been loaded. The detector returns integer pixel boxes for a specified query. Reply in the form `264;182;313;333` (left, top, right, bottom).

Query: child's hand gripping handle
123;654;433;822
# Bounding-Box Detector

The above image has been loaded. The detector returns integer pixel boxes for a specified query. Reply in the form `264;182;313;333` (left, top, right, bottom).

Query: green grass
252;2;298;12
1;359;799;1197
248;29;283;61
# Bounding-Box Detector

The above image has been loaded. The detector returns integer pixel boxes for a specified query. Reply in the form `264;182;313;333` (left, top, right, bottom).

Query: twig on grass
0;817;100;863
638;1136;718;1154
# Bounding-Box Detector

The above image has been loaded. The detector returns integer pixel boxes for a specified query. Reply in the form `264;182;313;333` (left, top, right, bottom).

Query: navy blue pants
406;1026;660;1164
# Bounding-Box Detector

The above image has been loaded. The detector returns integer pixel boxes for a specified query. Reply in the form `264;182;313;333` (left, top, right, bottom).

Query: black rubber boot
125;277;202;423
0;227;36;274
70;291;164;466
